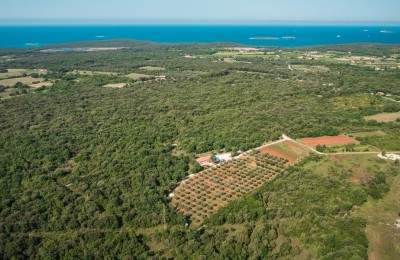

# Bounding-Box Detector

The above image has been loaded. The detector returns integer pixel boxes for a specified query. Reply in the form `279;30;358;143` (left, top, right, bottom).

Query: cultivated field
297;136;357;147
257;140;311;163
171;152;288;223
364;112;400;122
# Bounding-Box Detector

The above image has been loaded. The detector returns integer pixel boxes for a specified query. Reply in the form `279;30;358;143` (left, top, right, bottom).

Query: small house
215;153;232;162
196;156;213;166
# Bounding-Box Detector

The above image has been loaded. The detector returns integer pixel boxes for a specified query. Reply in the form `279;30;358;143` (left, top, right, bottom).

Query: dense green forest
0;40;400;258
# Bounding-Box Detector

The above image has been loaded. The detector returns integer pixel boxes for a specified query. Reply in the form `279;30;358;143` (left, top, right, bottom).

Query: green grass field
124;73;151;80
361;175;400;259
324;144;380;153
348;130;388;138
302;154;400;259
302;153;395;185
0;77;44;87
0;69;47;80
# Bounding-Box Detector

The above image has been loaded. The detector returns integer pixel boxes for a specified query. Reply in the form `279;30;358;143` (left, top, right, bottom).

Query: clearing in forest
364;112;400;122
304;154;377;184
103;83;127;89
139;66;165;71
302;153;400;259
362;174;400;260
0;68;48;79
297;135;357;147
124;73;152;80
29;82;54;88
171;152;288;223
291;65;329;72
0;77;45;87
68;70;118;76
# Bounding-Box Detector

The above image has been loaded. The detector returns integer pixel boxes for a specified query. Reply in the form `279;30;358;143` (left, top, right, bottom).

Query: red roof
196;156;211;164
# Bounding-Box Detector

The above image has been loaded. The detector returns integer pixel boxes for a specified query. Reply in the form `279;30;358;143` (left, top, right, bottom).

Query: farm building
196;156;213;166
378;153;400;161
215;153;232;162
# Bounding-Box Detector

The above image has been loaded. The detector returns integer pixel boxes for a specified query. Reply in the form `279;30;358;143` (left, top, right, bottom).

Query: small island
249;37;279;40
380;30;394;33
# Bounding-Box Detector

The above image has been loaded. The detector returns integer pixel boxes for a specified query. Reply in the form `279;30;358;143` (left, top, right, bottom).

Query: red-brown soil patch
297;136;357;147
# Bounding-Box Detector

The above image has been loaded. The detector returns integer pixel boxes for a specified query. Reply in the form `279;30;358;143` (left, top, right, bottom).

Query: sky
1;0;399;25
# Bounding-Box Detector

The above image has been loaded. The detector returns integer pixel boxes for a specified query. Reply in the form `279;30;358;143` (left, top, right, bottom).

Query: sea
0;25;400;48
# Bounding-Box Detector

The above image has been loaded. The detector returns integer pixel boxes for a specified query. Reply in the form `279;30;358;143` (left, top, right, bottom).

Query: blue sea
0;25;400;48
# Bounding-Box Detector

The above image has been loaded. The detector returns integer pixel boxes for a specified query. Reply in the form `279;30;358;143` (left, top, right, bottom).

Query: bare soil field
297;136;357;147
364;112;400;122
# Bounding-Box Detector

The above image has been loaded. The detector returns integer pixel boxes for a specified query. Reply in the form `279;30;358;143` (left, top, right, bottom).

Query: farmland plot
171;152;288;223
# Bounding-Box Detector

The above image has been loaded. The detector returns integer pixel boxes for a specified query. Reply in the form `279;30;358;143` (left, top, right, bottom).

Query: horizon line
1;19;400;26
